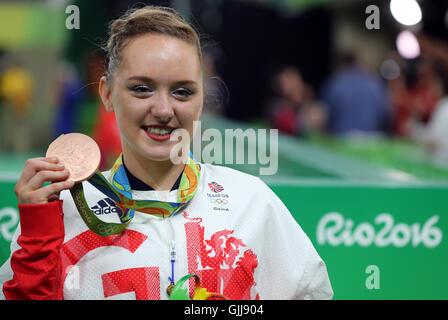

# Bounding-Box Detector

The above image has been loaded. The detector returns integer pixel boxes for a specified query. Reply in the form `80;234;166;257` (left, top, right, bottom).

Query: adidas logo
91;198;119;215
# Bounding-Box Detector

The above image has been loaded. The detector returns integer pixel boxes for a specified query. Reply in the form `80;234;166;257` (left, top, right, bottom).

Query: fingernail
62;169;69;174
57;163;65;167
50;157;58;162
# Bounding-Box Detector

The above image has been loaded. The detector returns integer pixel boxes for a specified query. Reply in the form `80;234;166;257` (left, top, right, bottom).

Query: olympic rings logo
211;198;229;206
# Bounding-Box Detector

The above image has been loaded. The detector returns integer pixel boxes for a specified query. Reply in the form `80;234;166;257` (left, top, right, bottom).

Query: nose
150;91;174;123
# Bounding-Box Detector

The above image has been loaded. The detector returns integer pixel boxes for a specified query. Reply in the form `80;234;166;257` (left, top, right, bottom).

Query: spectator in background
410;60;448;165
0;60;34;153
320;53;392;136
266;66;326;136
202;47;228;116
389;58;441;137
52;62;84;138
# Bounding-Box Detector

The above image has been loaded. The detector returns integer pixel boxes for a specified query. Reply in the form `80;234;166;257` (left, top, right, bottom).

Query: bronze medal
46;133;101;183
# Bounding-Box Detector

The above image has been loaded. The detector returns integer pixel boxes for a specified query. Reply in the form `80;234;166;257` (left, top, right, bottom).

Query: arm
1;156;74;300
258;182;333;300
2;200;65;300
295;242;333;300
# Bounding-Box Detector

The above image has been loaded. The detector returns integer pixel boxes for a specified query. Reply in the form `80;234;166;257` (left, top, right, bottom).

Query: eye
173;88;194;99
129;85;153;95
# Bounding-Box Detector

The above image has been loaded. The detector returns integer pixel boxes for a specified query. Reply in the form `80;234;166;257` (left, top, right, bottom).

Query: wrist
18;200;65;237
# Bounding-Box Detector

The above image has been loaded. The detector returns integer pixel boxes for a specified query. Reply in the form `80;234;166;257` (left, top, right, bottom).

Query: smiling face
99;33;204;164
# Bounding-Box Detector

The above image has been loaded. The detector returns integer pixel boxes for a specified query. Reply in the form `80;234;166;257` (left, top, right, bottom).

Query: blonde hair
104;6;202;80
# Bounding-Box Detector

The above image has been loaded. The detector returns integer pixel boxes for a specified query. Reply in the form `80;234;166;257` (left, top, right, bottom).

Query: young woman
0;6;332;300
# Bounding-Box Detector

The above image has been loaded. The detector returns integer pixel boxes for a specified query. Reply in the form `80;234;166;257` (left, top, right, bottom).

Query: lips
142;125;176;141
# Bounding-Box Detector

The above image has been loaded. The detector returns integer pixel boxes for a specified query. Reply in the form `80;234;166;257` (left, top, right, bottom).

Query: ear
99;75;114;113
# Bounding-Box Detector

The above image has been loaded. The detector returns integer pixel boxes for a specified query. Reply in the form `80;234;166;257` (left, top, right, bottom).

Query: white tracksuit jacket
0;163;333;300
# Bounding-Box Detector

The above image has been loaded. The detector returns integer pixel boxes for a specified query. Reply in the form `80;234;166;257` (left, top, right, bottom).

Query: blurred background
1;0;448;299
0;0;448;175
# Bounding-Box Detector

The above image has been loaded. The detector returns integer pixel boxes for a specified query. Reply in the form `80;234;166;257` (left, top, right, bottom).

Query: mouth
142;125;176;141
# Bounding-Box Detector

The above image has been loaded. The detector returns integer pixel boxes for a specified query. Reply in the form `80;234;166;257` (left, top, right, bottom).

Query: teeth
146;127;173;135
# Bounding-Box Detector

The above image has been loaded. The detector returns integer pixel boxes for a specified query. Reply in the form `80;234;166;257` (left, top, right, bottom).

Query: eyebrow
126;75;198;87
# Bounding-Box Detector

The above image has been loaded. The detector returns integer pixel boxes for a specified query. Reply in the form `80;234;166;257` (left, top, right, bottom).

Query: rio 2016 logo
317;212;442;248
0;207;19;241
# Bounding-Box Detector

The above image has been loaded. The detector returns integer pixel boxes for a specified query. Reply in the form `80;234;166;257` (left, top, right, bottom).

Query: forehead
118;33;202;81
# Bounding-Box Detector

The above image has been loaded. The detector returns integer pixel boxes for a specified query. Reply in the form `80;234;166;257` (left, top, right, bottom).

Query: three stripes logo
208;181;224;193
91;198;119;215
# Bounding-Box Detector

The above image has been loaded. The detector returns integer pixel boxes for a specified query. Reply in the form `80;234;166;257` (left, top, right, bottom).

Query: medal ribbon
169;274;228;300
70;152;201;236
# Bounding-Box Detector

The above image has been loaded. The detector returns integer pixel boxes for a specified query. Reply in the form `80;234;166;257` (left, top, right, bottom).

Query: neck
121;148;186;191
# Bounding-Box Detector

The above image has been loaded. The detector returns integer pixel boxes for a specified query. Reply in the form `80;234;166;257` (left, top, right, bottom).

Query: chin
142;149;172;162
124;134;188;164
143;143;183;163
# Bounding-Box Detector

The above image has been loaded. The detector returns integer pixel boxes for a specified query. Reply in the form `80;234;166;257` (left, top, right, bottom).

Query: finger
26;169;70;191
47;192;60;203
18;158;66;187
41;156;60;163
35;179;75;202
23;179;74;205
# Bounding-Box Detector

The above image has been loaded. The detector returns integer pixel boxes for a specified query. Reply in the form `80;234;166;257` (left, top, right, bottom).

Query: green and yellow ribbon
70;152;200;236
169;274;228;300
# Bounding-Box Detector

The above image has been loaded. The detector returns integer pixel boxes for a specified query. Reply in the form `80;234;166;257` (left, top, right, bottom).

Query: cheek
113;94;145;122
180;102;202;126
